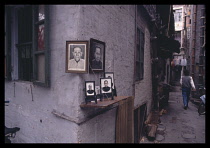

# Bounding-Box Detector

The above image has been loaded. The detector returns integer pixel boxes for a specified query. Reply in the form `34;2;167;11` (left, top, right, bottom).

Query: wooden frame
33;5;50;87
89;38;105;72
66;41;88;73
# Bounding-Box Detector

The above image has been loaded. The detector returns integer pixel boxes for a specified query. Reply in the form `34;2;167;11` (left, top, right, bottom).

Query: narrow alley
141;85;206;143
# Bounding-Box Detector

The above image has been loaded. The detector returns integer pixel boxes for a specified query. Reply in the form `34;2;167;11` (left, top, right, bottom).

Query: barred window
17;5;33;81
136;28;144;81
5;5;50;87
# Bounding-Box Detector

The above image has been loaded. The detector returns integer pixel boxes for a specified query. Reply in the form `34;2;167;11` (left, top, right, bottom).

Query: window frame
32;5;50;87
135;27;145;81
16;5;33;82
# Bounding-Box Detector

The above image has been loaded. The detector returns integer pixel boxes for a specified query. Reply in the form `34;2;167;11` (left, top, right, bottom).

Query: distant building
186;5;206;94
172;5;206;94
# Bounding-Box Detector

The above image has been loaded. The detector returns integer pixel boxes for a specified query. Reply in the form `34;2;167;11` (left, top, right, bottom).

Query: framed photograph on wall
104;72;115;89
89;38;105;72
66;41;89;73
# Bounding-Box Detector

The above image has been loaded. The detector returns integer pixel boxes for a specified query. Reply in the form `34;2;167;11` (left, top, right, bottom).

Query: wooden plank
127;96;134;143
115;96;134;143
80;96;130;109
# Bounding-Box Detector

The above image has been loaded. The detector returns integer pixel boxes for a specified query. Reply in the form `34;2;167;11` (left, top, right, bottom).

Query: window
174;8;182;22
200;18;205;26
17;5;33;81
201;8;205;17
187;27;191;39
33;5;50;87
5;5;50;87
136;28;144;81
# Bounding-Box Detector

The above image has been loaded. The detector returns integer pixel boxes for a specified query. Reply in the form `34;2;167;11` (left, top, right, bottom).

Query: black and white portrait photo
105;72;115;89
100;78;112;94
85;81;95;96
66;41;88;73
89;38;105;72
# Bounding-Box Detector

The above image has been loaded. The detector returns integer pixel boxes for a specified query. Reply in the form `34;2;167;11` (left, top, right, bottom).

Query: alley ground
141;85;206;144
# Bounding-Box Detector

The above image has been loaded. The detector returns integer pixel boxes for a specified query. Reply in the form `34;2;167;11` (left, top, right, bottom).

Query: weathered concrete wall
76;5;136;143
5;5;83;143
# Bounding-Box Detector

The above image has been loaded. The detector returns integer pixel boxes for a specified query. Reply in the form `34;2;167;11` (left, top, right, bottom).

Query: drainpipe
167;5;172;37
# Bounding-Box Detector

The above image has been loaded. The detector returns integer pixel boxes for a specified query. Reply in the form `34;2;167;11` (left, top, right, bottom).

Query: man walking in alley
180;69;196;110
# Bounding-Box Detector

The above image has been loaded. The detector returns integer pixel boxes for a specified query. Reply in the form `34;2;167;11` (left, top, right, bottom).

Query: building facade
186;5;206;94
172;4;206;94
5;5;176;143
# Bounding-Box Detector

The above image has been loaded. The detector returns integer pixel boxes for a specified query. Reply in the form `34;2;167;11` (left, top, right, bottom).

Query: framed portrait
104;72;115;89
66;41;89;73
95;86;100;95
85;81;95;97
100;78;112;94
89;38;105;72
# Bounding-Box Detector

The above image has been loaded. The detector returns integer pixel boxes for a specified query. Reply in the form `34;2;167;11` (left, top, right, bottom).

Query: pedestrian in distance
180;69;196;110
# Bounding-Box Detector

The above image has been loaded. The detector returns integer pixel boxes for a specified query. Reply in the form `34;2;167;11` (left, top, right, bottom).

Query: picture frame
66;41;89;73
85;81;97;104
89;38;105;72
104;72;117;97
104;72;115;89
105;72;117;97
100;77;113;100
85;81;95;97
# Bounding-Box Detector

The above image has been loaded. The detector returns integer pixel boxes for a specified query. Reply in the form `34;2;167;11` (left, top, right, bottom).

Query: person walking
180;69;196;110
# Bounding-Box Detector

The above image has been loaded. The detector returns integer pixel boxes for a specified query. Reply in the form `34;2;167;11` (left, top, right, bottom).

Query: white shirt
68;59;85;70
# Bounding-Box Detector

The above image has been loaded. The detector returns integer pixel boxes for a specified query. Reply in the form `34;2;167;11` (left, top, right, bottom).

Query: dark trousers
182;87;191;107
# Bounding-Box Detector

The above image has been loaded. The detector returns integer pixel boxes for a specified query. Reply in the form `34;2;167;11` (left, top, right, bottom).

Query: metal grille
17;6;33;81
17;42;33;81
